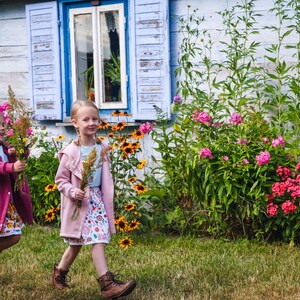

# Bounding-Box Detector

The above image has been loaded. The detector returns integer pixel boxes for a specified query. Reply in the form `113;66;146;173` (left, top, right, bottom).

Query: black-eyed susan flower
107;132;115;138
136;159;147;169
116;219;128;232
97;136;106;141
123;146;134;156
99;121;109;130
127;219;141;231
134;211;142;217
111;110;122;117
123;112;132;117
128;177;137;183
114;216;125;224
53;135;65;141
121;142;130;149
124;203;136;211
115;121;126;131
131;142;140;150
45;210;55;222
45;184;57;192
119;237;133;249
132;129;144;139
133;183;147;194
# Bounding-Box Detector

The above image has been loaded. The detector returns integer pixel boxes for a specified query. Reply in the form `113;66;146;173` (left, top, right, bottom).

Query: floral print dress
0;145;24;237
65;144;110;245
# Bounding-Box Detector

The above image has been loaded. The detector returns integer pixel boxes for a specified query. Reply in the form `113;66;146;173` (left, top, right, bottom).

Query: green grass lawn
1;225;300;300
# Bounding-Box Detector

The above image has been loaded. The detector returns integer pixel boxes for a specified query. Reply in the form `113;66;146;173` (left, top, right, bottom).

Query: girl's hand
8;147;16;156
13;160;26;173
75;189;85;201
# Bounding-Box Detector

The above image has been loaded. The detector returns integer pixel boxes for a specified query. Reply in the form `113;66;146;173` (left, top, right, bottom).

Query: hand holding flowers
1;86;37;192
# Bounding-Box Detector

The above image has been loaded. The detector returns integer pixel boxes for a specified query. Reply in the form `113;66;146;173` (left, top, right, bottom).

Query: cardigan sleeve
55;153;80;201
0;159;14;174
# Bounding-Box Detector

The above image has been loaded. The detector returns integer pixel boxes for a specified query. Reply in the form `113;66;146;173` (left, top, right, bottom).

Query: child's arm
55;153;83;201
0;158;25;174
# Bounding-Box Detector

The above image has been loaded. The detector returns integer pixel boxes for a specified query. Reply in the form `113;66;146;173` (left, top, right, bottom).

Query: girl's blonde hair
71;100;101;145
71;100;99;120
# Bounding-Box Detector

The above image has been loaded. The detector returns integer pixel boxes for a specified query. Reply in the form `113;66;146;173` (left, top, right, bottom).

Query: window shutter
129;0;171;120
26;1;62;120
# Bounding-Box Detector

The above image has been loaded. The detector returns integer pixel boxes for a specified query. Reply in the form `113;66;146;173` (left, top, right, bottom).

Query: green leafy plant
149;0;300;241
26;130;65;225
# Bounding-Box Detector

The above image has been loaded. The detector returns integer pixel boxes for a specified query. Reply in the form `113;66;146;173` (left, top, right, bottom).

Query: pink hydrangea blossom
199;148;213;160
230;112;242;125
281;200;297;214
237;138;248;145
6;129;14;137
267;202;278;216
272;136;285;147
262;137;269;143
139;122;153;134
256;151;270;166
0;102;9;113
192;110;212;126
27;128;33;136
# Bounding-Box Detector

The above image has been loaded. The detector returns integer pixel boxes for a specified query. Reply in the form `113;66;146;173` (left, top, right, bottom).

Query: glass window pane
74;14;94;101
99;10;121;103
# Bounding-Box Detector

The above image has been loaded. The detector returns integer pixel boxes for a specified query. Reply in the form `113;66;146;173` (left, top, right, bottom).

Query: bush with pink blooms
147;1;300;242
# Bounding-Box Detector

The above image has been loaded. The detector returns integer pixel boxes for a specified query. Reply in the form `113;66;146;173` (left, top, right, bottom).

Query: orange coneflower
131;142;140;150
133;183;147;194
119;237;133;249
123;112;132;117
45;184;57;192
107;133;115;138
124;203;136;211
116;219;128;232
114;216;125;224
45;210;55;222
134;211;142;217
111;110;122;117
136;159;147;169
128;177;137;183
123;146;134;156
97;136;106;141
53;135;65;141
121;142;130;149
127;219;141;231
115;121;127;131
99;121;109;130
132;129;144;139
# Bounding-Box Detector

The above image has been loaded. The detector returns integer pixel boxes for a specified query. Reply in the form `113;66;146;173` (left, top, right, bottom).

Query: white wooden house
0;0;297;143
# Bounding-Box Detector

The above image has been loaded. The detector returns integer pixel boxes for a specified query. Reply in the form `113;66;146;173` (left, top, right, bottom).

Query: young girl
0;112;33;252
53;100;136;299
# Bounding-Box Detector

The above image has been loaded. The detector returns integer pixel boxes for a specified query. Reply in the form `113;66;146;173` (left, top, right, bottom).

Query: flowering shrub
26;129;63;225
147;1;300;241
98;111;154;247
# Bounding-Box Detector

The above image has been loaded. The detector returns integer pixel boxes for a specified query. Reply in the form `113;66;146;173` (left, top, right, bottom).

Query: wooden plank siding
130;0;171;120
169;0;297;96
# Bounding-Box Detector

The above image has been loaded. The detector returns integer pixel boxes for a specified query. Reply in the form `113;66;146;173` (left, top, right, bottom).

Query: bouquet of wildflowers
71;147;97;220
2;86;37;192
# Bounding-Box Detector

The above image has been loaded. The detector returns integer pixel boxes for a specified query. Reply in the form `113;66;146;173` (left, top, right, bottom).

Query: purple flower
173;95;182;103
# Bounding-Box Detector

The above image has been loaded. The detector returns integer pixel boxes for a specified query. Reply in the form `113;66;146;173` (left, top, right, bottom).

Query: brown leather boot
97;271;136;299
51;264;70;290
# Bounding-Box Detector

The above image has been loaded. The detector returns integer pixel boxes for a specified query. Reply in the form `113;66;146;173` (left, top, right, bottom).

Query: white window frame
69;4;127;109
